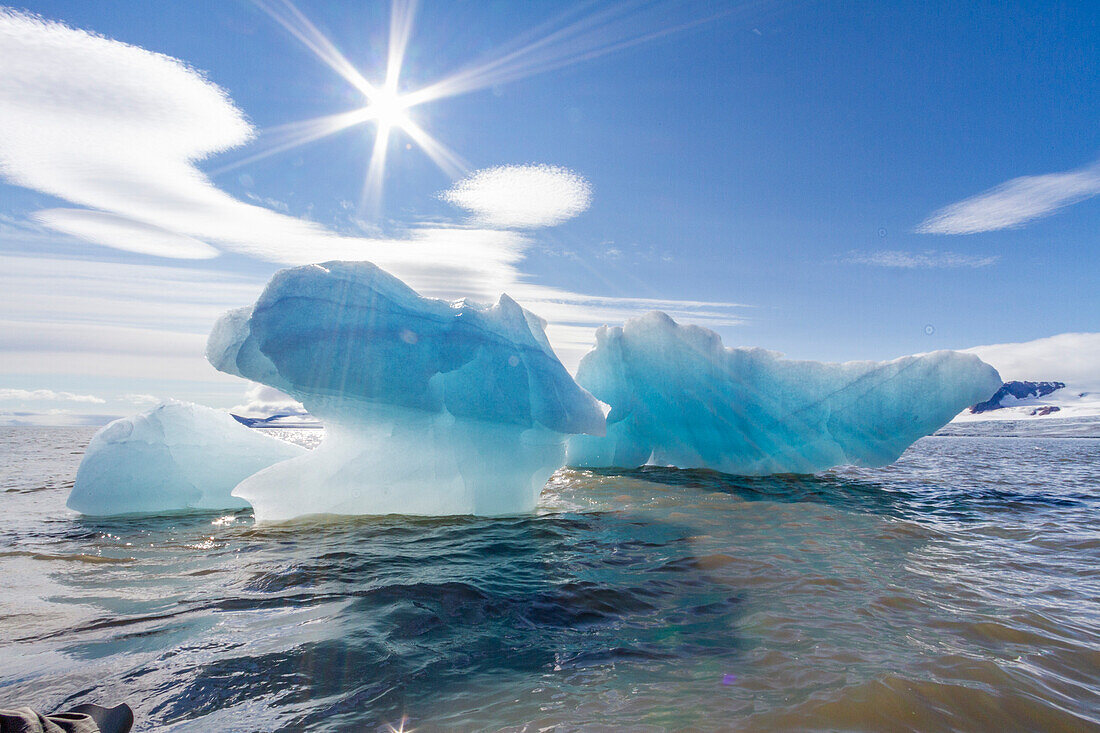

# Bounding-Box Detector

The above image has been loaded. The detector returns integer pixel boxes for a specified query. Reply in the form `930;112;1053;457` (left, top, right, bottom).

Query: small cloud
0;388;105;404
244;192;290;212
231;383;309;418
917;161;1100;234
844;249;998;269
596;241;674;264
123;393;160;405
440;164;592;228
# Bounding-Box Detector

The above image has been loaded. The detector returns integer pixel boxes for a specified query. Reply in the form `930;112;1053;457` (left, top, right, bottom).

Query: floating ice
566;312;1002;474
68;401;305;515
207;261;605;521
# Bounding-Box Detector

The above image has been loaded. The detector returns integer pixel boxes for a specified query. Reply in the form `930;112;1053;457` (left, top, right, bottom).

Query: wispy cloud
0;320;219;381
917;161;1100;234
0;388;105;403
0;253;262;383
441;165;592;228
505;285;750;370
0;253;747;378
844;249;998;269
34;209;219;259
0;253;265;332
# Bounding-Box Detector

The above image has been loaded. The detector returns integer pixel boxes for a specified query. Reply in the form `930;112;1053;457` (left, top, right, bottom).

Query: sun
242;0;459;212
366;86;411;133
244;0;713;213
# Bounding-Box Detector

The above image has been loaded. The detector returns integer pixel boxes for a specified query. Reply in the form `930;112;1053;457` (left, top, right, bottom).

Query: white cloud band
0;388;105;403
965;332;1100;389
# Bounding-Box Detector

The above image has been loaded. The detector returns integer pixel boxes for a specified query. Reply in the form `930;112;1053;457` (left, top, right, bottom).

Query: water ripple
0;428;1097;731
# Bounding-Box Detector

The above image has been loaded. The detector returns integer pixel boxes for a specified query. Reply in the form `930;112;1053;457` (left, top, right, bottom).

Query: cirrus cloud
844;249;998;269
33;209;220;259
917;161;1100;235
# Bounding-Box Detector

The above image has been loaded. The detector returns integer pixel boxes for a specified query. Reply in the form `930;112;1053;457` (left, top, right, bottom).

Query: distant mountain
956;333;1100;424
970;380;1066;413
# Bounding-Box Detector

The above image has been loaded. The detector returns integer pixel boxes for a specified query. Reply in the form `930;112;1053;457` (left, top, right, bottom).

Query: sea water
0;426;1097;731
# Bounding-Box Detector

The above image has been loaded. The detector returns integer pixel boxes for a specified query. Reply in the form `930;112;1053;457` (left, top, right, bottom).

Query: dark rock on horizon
970;380;1066;413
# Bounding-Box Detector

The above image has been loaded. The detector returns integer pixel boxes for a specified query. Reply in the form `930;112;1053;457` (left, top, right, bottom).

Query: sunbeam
385;0;418;90
251;0;376;98
401;119;467;179
362;122;392;213
209;108;374;177
402;1;737;108
241;0;738;214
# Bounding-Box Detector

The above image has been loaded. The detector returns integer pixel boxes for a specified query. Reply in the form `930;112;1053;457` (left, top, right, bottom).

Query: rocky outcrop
970;380;1065;413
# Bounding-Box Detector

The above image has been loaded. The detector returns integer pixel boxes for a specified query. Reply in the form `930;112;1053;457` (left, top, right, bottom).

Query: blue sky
1;0;1098;423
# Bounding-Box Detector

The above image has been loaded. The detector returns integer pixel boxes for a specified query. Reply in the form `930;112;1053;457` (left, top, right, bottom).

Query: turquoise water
1;427;1098;731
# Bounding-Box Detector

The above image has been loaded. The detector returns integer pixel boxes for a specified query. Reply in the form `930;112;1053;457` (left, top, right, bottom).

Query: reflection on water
0;428;1098;731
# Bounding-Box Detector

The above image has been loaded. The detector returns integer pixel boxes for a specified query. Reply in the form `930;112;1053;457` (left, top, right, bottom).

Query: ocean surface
1;426;1098;732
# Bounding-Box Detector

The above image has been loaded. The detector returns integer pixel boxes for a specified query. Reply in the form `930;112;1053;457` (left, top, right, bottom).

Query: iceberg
68;401;305;516
207;261;605;521
566;312;1002;474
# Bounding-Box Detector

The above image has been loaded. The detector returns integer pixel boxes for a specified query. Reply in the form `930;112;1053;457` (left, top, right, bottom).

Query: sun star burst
248;0;459;213
366;87;412;133
241;0;727;215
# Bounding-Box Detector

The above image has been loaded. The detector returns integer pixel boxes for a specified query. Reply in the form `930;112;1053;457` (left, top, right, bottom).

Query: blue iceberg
207;261;605;520
68;401;305;516
566;312;1002;474
69;264;1004;520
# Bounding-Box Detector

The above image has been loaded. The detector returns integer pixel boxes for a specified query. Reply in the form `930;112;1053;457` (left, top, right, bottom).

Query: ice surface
208;261;605;520
68;401;305;515
566;312;1002;474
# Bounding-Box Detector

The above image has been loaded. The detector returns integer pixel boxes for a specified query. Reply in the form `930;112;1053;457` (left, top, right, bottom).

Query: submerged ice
207;261;605;520
68;401;305;515
567;312;1002;474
